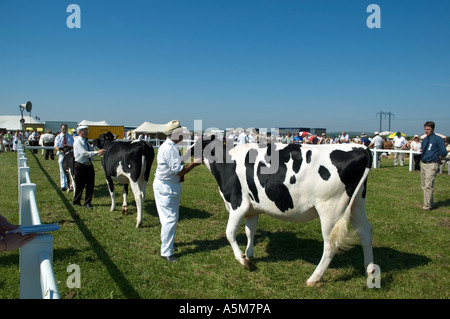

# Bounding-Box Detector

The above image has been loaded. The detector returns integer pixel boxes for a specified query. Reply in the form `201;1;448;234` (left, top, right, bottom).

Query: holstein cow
188;136;374;286
61;145;75;193
94;132;155;228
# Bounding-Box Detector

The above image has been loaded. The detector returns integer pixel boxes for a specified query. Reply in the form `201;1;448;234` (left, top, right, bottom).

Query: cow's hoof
306;279;321;287
242;255;254;271
135;222;143;228
122;207;128;215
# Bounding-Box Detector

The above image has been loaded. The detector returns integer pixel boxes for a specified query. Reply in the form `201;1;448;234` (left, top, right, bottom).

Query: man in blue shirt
420;121;448;211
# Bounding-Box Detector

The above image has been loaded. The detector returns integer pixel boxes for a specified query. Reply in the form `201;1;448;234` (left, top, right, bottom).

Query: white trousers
58;154;67;188
153;178;182;257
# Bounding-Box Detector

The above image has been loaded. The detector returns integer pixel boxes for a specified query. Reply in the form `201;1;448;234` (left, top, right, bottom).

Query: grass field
0;148;448;299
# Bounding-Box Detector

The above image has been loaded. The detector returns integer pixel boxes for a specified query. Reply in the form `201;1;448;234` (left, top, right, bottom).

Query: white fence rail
370;148;421;171
17;142;60;299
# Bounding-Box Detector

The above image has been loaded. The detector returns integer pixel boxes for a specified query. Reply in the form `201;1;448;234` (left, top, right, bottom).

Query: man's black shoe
85;203;93;210
73;201;82;206
161;255;178;263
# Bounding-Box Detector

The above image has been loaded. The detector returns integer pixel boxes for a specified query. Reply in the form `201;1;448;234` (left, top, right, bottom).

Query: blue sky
1;0;449;136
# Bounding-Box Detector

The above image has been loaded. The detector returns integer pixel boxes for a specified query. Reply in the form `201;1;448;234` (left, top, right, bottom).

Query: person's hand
97;149;106;155
0;215;18;237
192;157;203;166
0;233;35;252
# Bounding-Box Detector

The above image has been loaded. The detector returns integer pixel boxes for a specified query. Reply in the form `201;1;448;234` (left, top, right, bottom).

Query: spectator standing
12;131;21;153
393;132;408;166
360;133;370;147
410;135;422;171
41;130;55;160
237;130;248;144
438;138;450;174
339;131;349;143
420;121;448;211
285;132;293;144
54;124;74;191
369;132;384;168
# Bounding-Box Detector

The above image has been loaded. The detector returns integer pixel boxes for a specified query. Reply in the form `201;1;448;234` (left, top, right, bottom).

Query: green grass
0;149;448;299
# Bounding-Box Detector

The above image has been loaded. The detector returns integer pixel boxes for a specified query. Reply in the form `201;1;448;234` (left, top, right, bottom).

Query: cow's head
93;131;116;150
60;145;73;155
183;134;233;165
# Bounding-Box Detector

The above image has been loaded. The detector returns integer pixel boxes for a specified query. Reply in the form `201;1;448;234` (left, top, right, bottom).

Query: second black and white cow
61;145;75;193
188;136;374;286
95;132;155;228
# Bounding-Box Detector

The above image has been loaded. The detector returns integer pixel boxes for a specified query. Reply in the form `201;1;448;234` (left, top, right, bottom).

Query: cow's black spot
290;175;296;184
256;144;303;212
329;148;370;198
207;142;243;211
245;148;259;203
306;150;312;163
318;165;331;181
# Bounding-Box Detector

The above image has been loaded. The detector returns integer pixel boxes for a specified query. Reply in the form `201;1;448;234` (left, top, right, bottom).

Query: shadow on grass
179;227;431;283
31;153;141;299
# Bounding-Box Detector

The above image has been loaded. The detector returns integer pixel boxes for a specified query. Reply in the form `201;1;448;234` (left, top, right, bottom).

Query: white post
19;234;55;299
409;149;414;171
40;251;60;299
19;183;38;226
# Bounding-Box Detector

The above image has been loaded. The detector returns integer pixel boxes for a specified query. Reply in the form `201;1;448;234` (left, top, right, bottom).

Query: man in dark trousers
72;126;105;209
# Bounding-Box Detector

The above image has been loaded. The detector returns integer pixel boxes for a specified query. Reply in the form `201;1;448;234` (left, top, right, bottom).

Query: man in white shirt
369;132;385;168
40;130;55;160
72;126;105;209
153;120;201;262
393;132;407;166
339;131;349;143
54;124;74;191
237;130;247;144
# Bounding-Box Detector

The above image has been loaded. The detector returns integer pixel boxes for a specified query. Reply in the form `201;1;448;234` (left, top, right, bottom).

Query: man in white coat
153;120;201;262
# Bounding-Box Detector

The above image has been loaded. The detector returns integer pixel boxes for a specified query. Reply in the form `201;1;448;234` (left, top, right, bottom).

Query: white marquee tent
132;121;167;134
78;120;110;126
0;115;42;131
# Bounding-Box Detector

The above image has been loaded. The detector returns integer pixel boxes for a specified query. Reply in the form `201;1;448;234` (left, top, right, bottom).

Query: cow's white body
201;141;374;286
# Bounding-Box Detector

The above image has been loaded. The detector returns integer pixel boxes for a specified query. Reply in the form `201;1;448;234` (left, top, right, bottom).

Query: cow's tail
329;159;371;254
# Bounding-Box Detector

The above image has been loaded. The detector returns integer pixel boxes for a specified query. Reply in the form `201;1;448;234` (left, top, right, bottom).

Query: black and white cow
188;136;374;286
94;132;155;228
61;145;75;193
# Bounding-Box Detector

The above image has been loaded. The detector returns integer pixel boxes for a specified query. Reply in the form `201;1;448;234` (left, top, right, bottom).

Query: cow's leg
129;180;145;228
306;216;336;286
350;199;375;276
244;215;258;259
306;199;348;286
226;211;252;269
122;183;129;214
66;169;75;193
105;176;116;211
